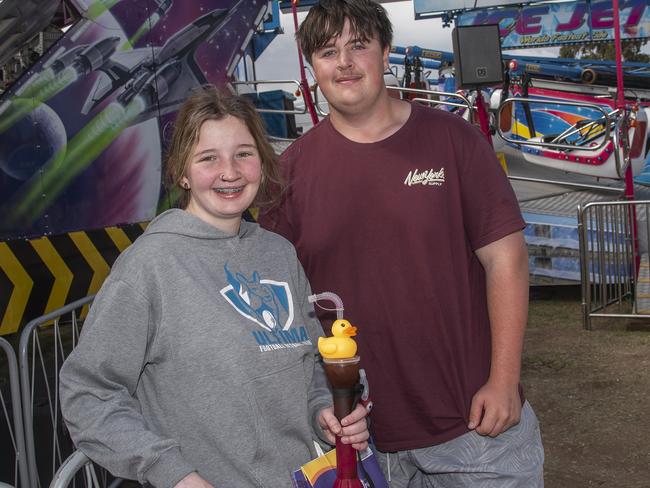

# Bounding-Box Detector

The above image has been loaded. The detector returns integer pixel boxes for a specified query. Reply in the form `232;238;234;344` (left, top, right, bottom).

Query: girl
60;87;369;488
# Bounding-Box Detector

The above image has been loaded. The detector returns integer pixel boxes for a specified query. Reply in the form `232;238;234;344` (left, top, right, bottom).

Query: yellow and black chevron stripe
0;222;148;336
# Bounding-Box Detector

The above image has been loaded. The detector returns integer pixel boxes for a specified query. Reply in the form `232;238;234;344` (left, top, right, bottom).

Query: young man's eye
320;49;336;58
352;42;366;50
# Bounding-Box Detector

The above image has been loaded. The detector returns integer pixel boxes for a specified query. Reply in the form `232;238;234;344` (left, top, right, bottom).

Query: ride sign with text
457;0;650;49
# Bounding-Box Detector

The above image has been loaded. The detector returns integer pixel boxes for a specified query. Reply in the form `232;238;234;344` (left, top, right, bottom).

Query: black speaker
452;24;504;89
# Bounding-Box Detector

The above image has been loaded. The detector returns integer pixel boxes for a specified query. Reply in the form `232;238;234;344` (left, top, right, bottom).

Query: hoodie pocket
243;358;314;486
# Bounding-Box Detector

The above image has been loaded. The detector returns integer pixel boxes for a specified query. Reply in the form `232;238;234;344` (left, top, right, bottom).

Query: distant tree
559;40;650;63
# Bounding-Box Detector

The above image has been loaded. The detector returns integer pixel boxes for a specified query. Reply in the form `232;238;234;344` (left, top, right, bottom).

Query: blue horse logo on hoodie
220;265;294;331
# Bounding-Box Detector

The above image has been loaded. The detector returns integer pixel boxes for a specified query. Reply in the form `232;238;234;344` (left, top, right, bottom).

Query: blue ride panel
243;90;298;139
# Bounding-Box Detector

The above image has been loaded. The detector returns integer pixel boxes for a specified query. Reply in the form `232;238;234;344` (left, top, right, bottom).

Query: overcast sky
254;2;561;85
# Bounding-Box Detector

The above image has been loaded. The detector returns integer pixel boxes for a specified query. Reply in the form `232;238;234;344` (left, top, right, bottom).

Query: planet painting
0;100;67;181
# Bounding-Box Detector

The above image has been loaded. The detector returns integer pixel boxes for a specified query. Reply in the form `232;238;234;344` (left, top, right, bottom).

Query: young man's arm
469;230;529;437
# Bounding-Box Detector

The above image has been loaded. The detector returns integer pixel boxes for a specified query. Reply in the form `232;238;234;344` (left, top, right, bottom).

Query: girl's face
182;116;262;234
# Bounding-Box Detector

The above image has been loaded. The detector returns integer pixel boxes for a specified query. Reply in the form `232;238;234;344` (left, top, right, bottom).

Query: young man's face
310;19;389;117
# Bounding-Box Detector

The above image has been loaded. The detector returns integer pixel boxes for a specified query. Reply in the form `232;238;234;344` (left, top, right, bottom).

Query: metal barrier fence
578;200;650;330
313;85;474;117
0;337;30;488
48;452;99;488
18;296;95;488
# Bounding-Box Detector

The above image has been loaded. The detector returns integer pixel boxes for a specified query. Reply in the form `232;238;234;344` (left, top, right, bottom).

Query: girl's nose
219;158;240;182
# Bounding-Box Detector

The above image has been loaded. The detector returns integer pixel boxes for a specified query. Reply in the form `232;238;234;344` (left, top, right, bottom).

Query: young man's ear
383;45;390;71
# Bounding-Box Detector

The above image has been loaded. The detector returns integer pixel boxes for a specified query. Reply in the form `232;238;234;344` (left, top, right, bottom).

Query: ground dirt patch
524;287;650;488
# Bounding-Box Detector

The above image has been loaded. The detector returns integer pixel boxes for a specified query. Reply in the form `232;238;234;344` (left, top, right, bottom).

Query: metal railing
18;296;95;488
578;200;650;330
48;452;98;488
310;84;328;117
497;97;615;152
1;337;30;488
507;175;624;194
312;85;473;117
234;81;475;130
610;114;633;179
386;86;473;111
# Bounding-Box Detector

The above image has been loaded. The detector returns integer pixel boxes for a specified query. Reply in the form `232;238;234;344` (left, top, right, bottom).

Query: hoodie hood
143;208;258;240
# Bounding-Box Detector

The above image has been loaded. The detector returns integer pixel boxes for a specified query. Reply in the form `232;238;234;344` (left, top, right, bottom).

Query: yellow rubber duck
318;319;358;359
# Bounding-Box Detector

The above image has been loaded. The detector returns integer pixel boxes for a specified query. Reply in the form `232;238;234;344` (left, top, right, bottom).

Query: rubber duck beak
345;326;357;337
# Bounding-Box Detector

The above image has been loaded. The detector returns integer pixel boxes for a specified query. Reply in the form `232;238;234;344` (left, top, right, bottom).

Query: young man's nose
336;50;353;70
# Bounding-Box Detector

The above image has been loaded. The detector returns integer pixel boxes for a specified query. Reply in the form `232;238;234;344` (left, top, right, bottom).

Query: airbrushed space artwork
0;0;268;240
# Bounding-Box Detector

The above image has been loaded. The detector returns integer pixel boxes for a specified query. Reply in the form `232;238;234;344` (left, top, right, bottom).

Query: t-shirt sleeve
459;128;525;251
258;150;295;242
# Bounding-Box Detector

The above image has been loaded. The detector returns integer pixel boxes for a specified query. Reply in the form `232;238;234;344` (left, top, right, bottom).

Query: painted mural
0;0;268;241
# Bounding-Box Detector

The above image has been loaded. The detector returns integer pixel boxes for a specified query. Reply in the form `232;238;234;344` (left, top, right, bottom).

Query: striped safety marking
0;243;34;335
68;232;111;296
30;237;74;314
0;223;146;336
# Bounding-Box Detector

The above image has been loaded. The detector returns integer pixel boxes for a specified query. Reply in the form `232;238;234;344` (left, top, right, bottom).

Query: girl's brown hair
164;86;283;209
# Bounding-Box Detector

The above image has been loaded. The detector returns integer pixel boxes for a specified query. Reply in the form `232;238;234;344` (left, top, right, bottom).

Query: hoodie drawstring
387;451;391;482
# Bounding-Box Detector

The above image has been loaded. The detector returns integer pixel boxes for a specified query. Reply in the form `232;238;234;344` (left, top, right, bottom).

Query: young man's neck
328;95;411;144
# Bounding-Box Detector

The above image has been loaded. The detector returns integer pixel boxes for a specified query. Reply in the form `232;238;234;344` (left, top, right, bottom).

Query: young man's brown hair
297;0;393;63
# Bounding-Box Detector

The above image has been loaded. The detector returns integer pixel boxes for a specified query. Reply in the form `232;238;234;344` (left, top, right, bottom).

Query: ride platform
505;148;650;285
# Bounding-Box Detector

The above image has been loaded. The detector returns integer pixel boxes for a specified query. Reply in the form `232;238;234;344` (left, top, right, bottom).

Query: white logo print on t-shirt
404;167;445;187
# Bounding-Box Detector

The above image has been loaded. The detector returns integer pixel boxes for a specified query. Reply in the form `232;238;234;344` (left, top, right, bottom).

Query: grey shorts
374;401;544;488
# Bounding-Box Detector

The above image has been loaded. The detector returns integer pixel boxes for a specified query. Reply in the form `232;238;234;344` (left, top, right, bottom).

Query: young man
259;1;544;486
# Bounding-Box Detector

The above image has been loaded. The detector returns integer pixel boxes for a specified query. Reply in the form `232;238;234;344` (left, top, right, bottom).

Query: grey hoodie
59;209;332;488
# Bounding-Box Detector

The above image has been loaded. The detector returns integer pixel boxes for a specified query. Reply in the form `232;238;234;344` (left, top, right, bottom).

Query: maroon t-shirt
259;102;525;451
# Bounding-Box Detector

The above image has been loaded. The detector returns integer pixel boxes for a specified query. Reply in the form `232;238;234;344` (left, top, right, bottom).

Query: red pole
291;0;320;126
475;91;493;147
612;0;639;271
613;0;631;196
612;0;625;110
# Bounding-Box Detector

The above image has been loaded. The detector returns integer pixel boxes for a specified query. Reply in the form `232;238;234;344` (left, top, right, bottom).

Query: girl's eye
237;151;253;158
198;155;217;163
